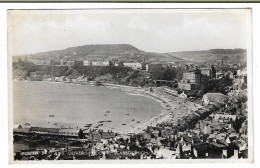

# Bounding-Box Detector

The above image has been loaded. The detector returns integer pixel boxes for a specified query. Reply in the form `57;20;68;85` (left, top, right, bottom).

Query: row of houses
164;87;228;106
83;60;113;66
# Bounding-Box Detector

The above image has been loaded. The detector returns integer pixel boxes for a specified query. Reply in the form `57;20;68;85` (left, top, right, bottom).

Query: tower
211;65;216;79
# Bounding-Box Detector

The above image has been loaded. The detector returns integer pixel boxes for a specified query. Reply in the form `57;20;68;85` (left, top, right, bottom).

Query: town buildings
83;60;113;66
146;63;163;72
233;69;247;91
59;128;80;137
178;66;216;91
123;62;143;70
200;66;216;79
83;60;92;66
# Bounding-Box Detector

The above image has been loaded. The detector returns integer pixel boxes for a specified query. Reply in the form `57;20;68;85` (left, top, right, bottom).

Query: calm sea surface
13;81;164;133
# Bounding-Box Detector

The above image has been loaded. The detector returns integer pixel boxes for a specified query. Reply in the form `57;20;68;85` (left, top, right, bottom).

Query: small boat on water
132;119;135;121
106;111;110;113
98;121;104;123
94;126;99;128
122;123;126;125
98;124;103;126
136;121;140;123
106;120;111;122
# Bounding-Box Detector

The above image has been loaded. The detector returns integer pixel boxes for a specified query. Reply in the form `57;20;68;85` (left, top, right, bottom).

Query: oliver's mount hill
15;44;182;63
14;44;247;63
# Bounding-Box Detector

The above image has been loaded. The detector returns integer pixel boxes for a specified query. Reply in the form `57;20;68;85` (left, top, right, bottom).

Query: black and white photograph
7;8;252;162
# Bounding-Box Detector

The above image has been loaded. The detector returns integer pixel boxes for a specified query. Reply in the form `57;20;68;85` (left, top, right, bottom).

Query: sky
8;9;251;56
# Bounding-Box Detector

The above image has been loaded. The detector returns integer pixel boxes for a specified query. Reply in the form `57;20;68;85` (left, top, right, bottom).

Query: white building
59;128;79;137
92;61;103;66
83;60;92;66
123;62;142;70
91;61;110;66
102;61;112;66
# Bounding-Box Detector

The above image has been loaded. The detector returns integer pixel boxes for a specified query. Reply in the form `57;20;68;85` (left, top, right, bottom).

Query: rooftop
203;93;228;103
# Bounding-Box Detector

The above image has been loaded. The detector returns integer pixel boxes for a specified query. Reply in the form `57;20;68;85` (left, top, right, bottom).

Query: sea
13;81;164;133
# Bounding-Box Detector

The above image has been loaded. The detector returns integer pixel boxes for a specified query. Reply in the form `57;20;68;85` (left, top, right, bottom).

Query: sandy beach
103;83;202;134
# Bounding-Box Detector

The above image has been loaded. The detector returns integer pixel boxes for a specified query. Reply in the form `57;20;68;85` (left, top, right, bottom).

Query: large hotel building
178;66;216;90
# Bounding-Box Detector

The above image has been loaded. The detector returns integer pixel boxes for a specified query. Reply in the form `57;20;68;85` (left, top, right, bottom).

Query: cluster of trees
200;77;233;95
74;65;132;78
13;61;69;78
13;61;134;79
149;66;184;81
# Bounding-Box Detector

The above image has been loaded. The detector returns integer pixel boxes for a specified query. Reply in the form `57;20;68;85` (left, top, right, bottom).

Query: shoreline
13;80;201;135
103;83;172;134
102;83;202;134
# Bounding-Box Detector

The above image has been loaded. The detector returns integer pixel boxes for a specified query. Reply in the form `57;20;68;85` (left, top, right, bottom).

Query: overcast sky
8;9;251;56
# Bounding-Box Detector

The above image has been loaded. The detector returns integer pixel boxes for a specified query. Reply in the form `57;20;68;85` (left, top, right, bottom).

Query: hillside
34;44;139;57
167;49;247;63
15;44;246;64
12;61;157;87
22;44;183;62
